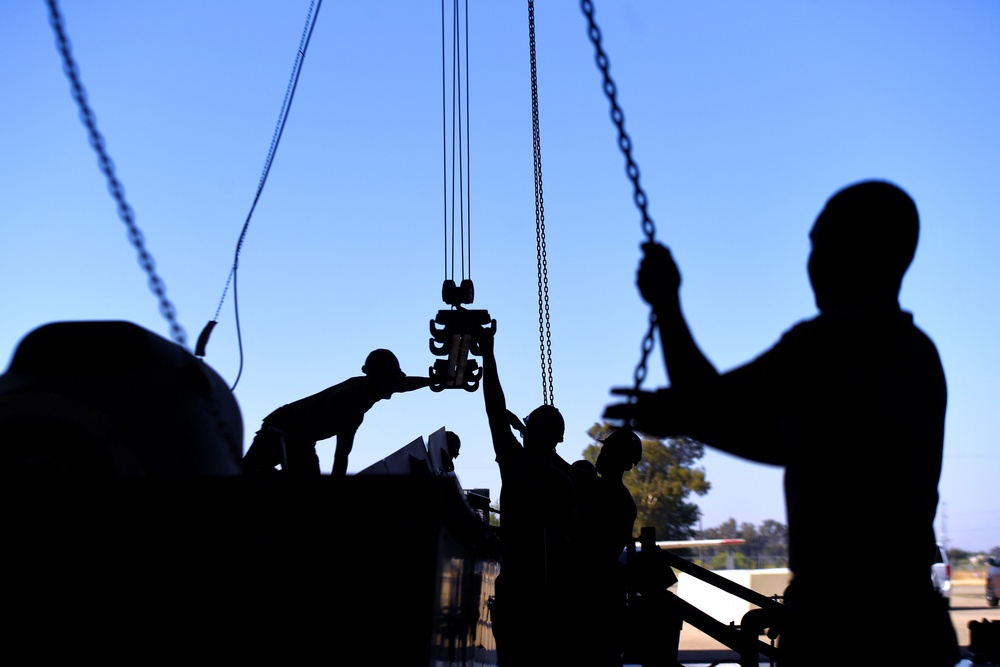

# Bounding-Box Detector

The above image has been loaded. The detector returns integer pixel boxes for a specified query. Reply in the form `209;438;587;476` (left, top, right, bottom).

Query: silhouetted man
477;320;581;665
243;349;431;477
576;428;643;666
442;430;461;474
605;180;959;666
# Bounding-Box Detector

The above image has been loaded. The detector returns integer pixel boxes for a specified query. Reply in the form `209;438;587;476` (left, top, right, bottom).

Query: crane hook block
429;306;491;392
441;279;475;307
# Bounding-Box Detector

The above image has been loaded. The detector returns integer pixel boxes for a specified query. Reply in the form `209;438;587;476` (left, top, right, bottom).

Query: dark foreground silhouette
571;428;644;666
0;321;498;664
605;180;960;666
477;320;585;665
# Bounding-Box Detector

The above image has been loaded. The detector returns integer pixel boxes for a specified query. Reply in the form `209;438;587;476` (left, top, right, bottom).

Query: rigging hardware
528;0;555;407
194;0;323;386
429;301;490;393
429;0;491;392
581;0;658;414
47;0;186;349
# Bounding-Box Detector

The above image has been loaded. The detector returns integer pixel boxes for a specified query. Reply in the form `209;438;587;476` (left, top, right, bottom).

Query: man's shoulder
777;313;827;339
776;308;920;343
324;375;368;393
769;309;943;381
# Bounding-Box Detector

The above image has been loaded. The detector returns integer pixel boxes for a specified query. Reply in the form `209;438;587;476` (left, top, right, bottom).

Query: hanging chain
529;1;554;406
580;0;657;398
47;0;187;348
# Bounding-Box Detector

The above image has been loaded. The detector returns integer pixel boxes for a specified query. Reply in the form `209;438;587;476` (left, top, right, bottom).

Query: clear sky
2;2;997;553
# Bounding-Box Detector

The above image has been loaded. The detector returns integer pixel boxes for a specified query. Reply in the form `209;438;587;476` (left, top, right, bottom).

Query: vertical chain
580;0;657;400
47;0;187;349
529;1;554;406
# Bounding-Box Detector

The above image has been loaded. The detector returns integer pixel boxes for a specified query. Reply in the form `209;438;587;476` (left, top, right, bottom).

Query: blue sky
2;1;997;552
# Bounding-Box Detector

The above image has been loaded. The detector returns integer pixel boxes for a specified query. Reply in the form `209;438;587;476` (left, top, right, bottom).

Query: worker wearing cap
243;349;432;477
573;428;643;666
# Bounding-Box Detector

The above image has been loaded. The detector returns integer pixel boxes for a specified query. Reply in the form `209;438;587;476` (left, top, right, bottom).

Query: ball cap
362;349;405;380
598;428;643;465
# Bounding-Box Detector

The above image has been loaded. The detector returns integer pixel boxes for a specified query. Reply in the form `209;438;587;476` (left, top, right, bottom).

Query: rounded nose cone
0;320;243;476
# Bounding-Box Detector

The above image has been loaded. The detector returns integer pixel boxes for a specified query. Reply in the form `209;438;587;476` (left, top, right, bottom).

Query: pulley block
441;279;475;307
429;281;491;392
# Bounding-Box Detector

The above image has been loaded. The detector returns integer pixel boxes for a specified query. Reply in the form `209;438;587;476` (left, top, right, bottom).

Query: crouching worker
243;349;431;477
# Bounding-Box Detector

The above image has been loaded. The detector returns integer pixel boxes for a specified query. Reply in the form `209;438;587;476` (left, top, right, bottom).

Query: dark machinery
429;279;492;392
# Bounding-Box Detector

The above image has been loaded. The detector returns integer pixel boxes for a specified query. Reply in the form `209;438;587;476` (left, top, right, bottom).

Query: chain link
529;1;555;406
47;0;187;349
580;0;657;400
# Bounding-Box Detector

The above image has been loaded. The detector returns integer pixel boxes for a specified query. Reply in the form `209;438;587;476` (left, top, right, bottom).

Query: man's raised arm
638;242;718;387
475;321;519;458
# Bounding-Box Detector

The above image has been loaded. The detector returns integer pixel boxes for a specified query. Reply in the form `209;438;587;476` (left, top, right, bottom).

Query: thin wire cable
441;0;449;279
47;0;187;348
442;0;472;287
202;0;323;388
463;0;471;280
452;4;461;280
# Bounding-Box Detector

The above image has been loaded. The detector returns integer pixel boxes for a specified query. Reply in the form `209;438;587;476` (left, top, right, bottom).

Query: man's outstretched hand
603;387;666;435
471;318;497;357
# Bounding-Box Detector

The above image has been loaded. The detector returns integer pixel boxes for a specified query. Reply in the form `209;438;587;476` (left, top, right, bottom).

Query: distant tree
947;547;973;563
581;422;710;542
709;550;754;570
702;518;789;568
744;519;788;568
702;518;740;540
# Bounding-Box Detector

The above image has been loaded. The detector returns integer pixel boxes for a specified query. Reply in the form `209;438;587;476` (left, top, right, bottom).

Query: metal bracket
429;305;491;392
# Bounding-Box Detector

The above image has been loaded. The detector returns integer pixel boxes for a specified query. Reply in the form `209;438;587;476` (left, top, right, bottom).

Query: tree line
581;422;789;569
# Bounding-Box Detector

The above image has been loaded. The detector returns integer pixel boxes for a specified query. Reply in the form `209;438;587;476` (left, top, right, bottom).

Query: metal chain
580;0;657;398
529;1;555;406
47;0;187;348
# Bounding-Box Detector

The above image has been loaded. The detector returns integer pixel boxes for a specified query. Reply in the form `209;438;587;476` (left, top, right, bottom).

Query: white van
931;543;951;607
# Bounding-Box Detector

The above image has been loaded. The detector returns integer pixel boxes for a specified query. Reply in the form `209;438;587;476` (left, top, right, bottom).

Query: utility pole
698;517;704;564
939;501;949;551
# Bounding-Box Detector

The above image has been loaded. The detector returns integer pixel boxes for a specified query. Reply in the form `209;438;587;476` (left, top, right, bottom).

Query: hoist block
429;307;492;392
441;279;474;307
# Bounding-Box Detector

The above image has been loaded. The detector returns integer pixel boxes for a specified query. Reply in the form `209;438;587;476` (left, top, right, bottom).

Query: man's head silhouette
362;349;406;398
522;404;565;451
808;180;919;312
445;430;461;460
596;428;642;476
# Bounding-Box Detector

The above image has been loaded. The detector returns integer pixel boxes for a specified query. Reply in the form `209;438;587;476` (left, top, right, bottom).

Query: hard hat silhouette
363;349;404;380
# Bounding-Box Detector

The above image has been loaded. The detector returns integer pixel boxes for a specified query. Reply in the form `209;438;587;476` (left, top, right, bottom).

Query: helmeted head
363;349;405;398
596;428;642;476
363;349;404;380
445;431;461;460
522;404;565;451
808;180;919;312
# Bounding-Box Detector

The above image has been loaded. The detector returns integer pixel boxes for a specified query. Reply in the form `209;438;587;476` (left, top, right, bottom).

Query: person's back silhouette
574;428;643;666
605;180;959;666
